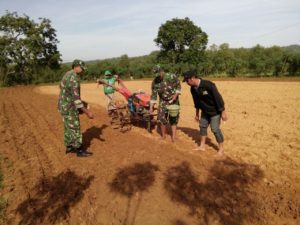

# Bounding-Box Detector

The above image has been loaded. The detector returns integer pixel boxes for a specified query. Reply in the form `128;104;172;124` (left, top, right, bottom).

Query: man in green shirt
101;70;118;115
58;59;94;157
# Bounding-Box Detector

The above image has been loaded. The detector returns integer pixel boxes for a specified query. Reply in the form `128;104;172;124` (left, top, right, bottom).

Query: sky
1;0;300;62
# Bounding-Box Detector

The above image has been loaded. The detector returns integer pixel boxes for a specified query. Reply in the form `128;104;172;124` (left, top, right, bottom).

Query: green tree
118;54;130;75
248;45;267;76
211;43;234;75
154;17;208;71
265;46;285;76
0;11;61;85
119;54;129;69
287;54;300;76
232;48;250;75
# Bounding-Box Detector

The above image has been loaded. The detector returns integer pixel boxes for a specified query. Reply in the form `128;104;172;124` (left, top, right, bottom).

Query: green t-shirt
102;76;117;94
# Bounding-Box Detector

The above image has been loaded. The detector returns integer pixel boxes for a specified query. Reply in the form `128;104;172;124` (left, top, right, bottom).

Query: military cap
153;64;163;73
72;59;87;71
104;70;112;76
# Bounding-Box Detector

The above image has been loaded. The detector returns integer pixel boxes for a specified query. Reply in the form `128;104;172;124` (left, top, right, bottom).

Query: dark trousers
199;112;224;143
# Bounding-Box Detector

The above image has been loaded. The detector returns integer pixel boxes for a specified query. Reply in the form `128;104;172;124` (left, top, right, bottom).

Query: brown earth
0;80;299;225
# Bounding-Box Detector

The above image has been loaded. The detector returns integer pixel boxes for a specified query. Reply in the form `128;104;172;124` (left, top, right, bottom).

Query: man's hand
86;111;94;119
169;94;179;104
97;79;104;84
80;107;94;119
221;111;228;121
195;108;200;122
149;103;155;114
149;107;153;114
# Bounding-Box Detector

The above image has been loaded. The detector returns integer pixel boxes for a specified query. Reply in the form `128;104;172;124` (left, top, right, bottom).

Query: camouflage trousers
61;111;82;148
157;100;179;125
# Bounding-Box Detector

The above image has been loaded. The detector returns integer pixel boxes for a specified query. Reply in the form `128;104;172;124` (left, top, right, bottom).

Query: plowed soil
0;80;299;225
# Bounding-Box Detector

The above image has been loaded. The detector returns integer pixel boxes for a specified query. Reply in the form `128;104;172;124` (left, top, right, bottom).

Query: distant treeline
1;44;300;86
1;12;299;86
82;44;300;80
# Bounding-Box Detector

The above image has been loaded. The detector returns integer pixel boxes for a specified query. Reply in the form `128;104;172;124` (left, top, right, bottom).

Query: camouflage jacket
58;70;83;114
150;73;181;104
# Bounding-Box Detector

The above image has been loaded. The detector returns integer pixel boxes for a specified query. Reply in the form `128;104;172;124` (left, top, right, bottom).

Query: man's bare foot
160;136;166;141
171;137;176;143
193;146;206;151
215;148;224;156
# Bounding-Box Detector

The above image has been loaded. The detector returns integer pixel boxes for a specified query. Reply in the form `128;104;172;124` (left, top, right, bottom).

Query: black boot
76;149;93;157
66;146;77;154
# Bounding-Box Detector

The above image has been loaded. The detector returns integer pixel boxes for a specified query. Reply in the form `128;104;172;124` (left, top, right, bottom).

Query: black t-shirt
191;79;225;116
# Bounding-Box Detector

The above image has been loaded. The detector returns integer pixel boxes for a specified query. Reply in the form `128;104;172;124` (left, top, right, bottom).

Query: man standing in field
101;70;118;116
149;65;181;142
58;59;94;157
182;71;228;154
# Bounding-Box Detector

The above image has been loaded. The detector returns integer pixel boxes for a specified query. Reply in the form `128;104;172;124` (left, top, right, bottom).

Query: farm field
0;80;299;225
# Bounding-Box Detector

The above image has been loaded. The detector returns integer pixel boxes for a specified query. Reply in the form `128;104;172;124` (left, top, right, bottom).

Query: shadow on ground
109;162;159;225
16;170;94;225
82;124;108;148
173;219;189;225
164;157;264;225
130;117;156;133
178;127;219;150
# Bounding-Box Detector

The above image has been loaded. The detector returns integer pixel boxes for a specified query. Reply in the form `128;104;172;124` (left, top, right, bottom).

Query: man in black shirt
183;71;228;154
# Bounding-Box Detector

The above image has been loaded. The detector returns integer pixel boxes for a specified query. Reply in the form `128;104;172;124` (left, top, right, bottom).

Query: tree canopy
0;11;61;85
154;17;208;71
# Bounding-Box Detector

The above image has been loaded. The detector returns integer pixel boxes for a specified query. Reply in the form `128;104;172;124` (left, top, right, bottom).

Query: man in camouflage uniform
150;65;181;142
58;59;94;157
